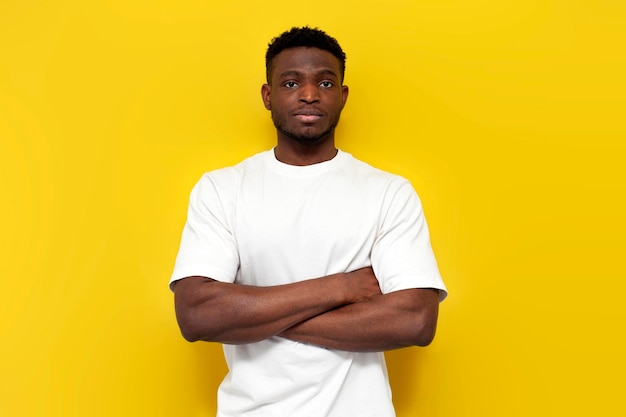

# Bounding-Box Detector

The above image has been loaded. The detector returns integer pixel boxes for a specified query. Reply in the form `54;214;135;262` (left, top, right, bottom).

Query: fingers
344;266;381;303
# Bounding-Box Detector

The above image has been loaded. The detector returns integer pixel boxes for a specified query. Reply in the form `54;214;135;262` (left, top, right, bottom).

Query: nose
298;83;319;104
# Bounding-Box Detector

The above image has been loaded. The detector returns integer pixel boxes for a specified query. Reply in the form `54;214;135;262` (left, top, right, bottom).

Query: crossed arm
173;267;440;352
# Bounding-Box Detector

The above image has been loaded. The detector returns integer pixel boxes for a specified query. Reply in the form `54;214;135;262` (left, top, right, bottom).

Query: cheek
270;108;287;126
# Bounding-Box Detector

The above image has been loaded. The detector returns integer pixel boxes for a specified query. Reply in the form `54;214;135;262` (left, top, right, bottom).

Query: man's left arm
278;287;440;351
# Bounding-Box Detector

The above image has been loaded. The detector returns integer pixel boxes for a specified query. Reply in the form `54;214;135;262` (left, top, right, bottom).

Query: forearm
279;288;440;352
174;275;348;344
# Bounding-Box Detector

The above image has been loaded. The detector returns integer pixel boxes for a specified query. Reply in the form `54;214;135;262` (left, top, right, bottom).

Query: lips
293;109;323;123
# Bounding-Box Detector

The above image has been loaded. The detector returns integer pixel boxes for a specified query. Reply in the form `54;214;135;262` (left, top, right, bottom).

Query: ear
341;85;349;109
261;84;272;110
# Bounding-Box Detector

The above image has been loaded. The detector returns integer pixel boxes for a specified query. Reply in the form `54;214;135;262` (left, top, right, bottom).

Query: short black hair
265;26;346;84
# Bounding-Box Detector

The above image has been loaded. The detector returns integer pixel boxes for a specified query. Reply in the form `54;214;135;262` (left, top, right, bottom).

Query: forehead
269;47;342;80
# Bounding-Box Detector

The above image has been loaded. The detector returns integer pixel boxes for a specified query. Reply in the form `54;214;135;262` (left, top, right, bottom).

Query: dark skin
261;47;348;165
173;47;440;352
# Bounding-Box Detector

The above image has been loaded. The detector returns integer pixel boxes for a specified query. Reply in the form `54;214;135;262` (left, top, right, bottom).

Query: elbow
179;324;202;343
413;321;437;346
410;310;438;347
176;307;219;343
173;277;222;343
180;332;198;343
392;288;440;348
177;313;204;342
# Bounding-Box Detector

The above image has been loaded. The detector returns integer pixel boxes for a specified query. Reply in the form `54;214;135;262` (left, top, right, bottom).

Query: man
170;26;447;417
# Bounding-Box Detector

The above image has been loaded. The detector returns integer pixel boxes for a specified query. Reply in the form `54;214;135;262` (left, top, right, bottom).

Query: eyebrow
279;69;339;79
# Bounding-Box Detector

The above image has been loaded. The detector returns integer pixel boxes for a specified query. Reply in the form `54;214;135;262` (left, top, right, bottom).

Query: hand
341;267;382;304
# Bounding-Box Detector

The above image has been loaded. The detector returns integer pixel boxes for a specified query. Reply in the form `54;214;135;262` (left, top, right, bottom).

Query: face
261;47;349;144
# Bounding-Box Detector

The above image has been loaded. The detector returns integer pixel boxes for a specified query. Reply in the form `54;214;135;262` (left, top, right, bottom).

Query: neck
274;136;338;166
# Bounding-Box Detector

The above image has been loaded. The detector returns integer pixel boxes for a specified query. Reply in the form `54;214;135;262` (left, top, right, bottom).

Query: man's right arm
173;267;381;344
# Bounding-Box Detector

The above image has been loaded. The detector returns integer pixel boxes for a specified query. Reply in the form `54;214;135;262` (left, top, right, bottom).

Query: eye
283;81;298;88
320;81;334;88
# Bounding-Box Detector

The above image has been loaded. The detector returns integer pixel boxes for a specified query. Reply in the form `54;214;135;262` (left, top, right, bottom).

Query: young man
170;27;447;417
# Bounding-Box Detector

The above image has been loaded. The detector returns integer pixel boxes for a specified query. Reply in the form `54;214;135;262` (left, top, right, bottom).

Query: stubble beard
272;112;342;144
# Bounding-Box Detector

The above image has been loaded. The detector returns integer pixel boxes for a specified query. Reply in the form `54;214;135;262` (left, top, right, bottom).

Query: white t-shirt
171;149;447;417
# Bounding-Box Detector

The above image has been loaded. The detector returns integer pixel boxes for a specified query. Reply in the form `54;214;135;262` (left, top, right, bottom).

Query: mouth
293;109;324;123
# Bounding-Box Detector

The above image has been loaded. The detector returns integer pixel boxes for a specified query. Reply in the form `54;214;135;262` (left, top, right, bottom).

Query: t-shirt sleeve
169;174;239;291
371;179;448;301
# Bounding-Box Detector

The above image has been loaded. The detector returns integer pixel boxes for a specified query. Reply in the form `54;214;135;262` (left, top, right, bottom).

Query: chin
280;127;333;145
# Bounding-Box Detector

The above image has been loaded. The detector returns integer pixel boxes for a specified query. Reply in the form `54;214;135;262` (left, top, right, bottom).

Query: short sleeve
371;180;447;301
169;174;240;291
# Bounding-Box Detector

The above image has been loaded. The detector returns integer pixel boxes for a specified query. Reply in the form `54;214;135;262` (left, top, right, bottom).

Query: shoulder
187;150;271;206
339;150;412;191
338;152;425;216
196;150;270;188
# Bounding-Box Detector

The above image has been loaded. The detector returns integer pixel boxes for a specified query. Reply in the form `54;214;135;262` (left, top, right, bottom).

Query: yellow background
1;0;625;416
